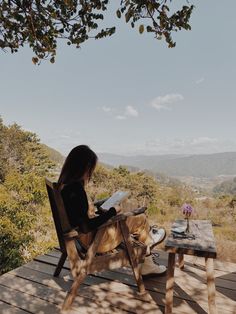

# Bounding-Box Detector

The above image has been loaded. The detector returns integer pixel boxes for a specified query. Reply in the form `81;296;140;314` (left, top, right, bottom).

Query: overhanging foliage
0;0;194;63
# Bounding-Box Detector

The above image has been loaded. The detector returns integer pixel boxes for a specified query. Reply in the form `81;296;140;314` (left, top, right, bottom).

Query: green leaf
125;11;132;23
116;10;121;19
32;57;39;65
139;25;144;34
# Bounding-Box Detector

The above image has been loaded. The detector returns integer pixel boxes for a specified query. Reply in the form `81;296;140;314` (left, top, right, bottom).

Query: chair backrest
45;178;72;252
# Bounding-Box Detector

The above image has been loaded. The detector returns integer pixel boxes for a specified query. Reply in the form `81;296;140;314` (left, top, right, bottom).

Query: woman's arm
94;196;110;208
79;207;117;233
94;196;110;215
61;183;117;233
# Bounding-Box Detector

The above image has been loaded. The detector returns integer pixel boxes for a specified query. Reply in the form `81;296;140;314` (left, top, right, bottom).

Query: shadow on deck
0;250;236;313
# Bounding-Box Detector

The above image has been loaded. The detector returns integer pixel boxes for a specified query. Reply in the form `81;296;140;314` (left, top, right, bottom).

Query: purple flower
182;203;193;217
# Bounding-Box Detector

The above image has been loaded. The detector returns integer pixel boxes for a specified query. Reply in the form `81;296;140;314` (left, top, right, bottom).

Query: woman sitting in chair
58;145;166;276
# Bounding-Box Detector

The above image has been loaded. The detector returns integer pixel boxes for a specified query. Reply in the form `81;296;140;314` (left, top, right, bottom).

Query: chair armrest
98;207;147;229
64;229;79;239
123;206;147;217
98;213;127;229
64;207;147;234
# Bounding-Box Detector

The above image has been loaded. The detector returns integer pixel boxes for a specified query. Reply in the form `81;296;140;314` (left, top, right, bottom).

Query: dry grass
215;238;236;263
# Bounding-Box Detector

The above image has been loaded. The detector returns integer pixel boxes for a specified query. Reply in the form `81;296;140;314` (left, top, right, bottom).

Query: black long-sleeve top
61;181;117;233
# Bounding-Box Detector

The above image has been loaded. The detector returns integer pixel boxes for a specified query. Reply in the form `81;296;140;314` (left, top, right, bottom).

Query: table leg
205;257;217;314
178;253;184;270
165;253;176;314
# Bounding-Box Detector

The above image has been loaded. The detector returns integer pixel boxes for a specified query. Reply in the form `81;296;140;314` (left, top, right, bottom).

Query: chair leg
120;221;146;294
132;263;146;294
62;271;86;311
54;251;67;277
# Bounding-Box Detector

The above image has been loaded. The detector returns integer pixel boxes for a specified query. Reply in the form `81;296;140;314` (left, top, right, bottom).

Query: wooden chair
45;178;147;311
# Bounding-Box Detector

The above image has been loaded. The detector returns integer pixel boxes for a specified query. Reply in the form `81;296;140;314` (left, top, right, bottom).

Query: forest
1;118;236;275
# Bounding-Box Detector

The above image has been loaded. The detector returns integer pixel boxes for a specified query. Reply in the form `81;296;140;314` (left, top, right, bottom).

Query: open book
100;190;130;211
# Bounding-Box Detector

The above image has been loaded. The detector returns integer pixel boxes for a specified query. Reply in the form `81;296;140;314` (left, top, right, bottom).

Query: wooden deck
0;249;235;313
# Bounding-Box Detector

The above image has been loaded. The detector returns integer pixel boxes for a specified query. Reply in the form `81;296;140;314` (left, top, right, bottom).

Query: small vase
185;217;190;233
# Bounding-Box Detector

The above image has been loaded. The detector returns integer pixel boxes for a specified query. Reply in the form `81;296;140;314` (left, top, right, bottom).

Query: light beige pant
78;213;153;253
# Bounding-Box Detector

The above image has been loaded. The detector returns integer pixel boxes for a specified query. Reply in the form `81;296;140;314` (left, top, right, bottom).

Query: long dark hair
58;145;98;186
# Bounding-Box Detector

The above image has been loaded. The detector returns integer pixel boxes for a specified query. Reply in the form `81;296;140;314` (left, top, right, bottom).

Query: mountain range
98;152;236;178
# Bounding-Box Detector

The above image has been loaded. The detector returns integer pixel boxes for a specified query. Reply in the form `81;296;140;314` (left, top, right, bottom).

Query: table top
164;220;217;258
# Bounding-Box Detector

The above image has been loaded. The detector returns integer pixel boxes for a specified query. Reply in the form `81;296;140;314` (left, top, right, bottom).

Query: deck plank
32;254;202;308
186;255;236;273
34;250;236;312
0;273;134;314
15;262;165;312
0;300;29;314
9;264;201;313
3;265;165;313
111;257;236;313
0;284;62;314
0;271;161;313
21;262;198;312
0;250;236;314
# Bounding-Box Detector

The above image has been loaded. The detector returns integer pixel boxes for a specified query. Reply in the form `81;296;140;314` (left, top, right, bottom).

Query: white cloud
102;105;138;120
191;137;218;145
60;135;71;139
95;137;236;156
53;130;81;140
116;115;127;120
125;105;139;117
102;106;112;112
140;137;236;155
196;77;205;84
150;93;184;111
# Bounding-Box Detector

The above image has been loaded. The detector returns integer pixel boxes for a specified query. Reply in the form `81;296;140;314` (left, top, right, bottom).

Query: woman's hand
114;205;122;214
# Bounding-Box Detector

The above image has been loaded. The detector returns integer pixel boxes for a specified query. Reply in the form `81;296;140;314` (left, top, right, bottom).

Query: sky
1;0;236;157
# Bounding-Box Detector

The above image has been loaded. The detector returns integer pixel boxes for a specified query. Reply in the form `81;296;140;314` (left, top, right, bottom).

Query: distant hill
42;144;65;165
98;152;236;178
213;177;236;195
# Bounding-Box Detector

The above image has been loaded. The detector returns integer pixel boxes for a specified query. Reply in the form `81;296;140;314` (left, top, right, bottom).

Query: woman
58;145;166;276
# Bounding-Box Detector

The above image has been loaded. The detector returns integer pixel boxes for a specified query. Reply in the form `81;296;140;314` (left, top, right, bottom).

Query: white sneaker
149;225;166;248
141;254;167;277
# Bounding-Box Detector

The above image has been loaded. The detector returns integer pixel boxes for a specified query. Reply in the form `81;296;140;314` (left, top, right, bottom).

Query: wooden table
164;220;217;314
